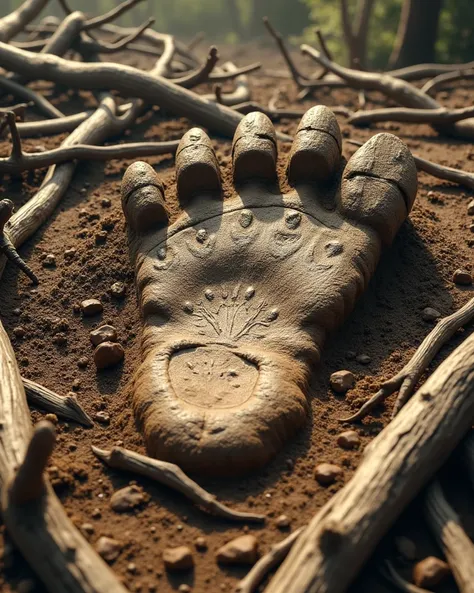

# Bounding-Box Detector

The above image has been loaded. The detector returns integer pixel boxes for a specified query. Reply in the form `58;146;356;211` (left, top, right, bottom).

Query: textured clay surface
122;107;416;475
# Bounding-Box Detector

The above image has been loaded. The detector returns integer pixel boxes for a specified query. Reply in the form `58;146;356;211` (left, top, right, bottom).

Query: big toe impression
133;342;309;476
339;133;417;245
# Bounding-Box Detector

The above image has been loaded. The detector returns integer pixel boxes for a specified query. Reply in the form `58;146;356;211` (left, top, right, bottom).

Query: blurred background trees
6;0;474;68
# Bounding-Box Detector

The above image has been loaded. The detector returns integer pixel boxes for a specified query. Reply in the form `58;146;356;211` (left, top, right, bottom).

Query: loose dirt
0;43;472;593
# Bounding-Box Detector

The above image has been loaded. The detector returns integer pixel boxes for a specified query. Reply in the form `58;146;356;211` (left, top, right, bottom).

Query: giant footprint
121;107;417;475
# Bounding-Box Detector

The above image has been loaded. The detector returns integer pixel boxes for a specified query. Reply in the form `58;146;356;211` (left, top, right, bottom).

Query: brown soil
0;42;473;593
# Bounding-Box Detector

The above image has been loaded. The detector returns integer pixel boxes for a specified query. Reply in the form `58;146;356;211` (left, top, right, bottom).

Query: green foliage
301;0;474;68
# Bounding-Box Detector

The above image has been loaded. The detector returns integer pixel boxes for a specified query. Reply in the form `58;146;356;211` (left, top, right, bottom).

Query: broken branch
22;377;93;427
341;295;474;422
92;445;265;523
348;105;474;127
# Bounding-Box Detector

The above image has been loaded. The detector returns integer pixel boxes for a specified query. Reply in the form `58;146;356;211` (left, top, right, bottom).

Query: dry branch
346;139;474;191
424;479;474;592
348;106;474;127
0;76;63;119
264;332;474;593
0;320;131;593
236;528;304;593
22;377;93;427
0;198;38;283
300;44;474;140
342;296;474;422
0;0;49;42
12;111;92;137
0;41;291;140
421;69;474;95
92;445;265;523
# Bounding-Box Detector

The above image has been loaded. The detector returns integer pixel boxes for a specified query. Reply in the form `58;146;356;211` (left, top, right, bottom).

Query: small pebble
356;354;371;365
216;535;259;565
275;514;291;529
94;411;110;424
91;508;101;519
394;536;417;560
94;341;124;369
468;199;474;215
110;281;126;299
470;223;474;233
127;563;137;574
64;248;77;259
101;198;111;208
44;413;58;425
330;370;355;394
453;269;472;286
314;463;343;486
96;536;122;562
413;556;450;588
163;546;194;571
42;253;56;267
13;326;26;338
90;324;118;346
77;356;89;368
195;536;208;550
81;523;95;536
422;307;441;322
81;299;103;316
110;485;145;512
179;585;191;593
337;430;360;450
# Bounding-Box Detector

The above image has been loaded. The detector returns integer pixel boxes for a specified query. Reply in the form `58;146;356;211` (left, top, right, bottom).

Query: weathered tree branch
0;198;38;283
346;139;474;191
0;0;49;42
264;332;474;593
424;479;474;593
348;105;474;127
0;41;293;140
0;76;63;119
421;68;474;95
0;320;131;593
22;377;93;427
92;445;265;523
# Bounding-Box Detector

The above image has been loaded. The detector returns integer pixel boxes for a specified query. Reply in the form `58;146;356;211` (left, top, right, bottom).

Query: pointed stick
92;445;265;523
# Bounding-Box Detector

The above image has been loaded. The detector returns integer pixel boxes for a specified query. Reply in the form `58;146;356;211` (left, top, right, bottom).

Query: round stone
330;370;355;394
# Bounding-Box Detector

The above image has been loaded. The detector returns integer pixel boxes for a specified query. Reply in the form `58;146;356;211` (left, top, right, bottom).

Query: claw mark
183;285;279;341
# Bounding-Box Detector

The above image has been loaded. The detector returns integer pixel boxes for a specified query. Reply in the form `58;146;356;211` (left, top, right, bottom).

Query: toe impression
339;133;417;245
287;106;342;185
232;112;278;185
176;128;222;205
121;161;168;234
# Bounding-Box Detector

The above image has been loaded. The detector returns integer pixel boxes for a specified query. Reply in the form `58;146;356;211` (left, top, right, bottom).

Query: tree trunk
389;0;443;69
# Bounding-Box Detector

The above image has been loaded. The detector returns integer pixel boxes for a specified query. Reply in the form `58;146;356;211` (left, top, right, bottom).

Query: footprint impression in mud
121;106;417;475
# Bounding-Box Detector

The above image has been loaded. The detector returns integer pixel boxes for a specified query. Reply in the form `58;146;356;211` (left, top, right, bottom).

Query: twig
58;0;147;31
92;445;265;523
347;139;474;191
263;16;322;88
264;332;474;593
341;296;474;422
22;377;93;427
0;199;38;284
187;31;205;52
380;560;431;593
236;528;304;593
0;76;64;119
173;46;219;88
424;479;474;592
348;105;474;126
12;111;92;138
203;61;250;106
422;68;474;95
232;101;350;120
81;17;155;53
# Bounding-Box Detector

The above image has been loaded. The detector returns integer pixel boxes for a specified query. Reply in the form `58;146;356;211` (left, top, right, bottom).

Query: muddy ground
0;42;473;593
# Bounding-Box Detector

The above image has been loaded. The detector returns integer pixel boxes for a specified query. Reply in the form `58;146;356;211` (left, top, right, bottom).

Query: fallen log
264;332;474;593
